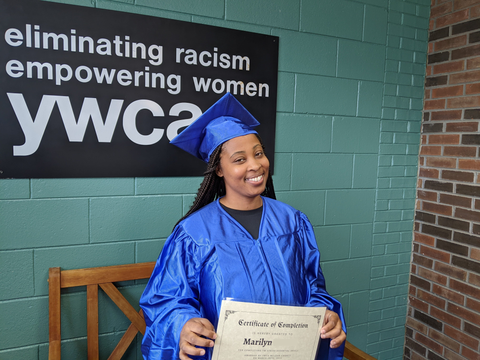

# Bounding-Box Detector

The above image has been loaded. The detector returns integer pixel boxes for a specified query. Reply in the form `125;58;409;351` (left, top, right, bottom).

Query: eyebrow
229;144;262;159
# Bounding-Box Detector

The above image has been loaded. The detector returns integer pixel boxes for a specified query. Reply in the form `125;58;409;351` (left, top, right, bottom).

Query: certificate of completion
212;300;326;360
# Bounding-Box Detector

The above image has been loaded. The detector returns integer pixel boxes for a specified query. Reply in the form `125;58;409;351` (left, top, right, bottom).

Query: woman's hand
179;317;217;360
320;310;346;349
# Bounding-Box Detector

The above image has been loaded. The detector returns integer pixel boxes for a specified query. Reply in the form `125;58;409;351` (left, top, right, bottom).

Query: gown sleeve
139;226;204;360
299;212;347;360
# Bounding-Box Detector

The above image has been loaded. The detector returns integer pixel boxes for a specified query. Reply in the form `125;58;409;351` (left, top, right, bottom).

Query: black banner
0;0;278;178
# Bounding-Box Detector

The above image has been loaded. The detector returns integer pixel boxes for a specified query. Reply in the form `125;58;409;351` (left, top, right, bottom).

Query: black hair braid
173;135;276;229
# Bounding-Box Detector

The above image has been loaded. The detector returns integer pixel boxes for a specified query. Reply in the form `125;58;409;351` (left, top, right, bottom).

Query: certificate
212;300;326;360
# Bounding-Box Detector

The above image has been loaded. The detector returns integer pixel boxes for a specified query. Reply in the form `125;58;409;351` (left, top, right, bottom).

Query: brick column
406;1;480;360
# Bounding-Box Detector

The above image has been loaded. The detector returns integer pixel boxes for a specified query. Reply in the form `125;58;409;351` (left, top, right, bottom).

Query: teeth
247;175;263;182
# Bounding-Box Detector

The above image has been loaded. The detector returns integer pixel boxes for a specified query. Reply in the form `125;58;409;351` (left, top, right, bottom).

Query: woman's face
216;133;269;209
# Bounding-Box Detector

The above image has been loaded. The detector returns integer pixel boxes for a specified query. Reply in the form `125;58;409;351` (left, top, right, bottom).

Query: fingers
321;310;346;348
179;318;217;359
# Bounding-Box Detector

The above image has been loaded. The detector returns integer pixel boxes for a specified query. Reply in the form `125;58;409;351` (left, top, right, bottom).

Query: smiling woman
139;93;347;360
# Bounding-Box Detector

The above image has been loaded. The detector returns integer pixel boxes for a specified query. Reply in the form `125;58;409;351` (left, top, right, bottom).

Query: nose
247;157;262;171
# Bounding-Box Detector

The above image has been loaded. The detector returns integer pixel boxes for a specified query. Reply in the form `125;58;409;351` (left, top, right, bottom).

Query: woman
140;93;346;360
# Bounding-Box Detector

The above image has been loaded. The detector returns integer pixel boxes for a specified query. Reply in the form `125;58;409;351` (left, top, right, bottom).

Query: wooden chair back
48;262;155;360
48;262;375;360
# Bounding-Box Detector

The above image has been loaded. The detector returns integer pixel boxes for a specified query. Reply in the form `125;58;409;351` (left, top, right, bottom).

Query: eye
234;157;246;163
255;150;264;157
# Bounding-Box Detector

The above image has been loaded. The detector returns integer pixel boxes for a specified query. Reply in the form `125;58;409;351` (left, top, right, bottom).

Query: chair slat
60;262;155;288
48;267;61;360
344;340;377;360
99;282;146;335
107;313;142;360
87;284;99;360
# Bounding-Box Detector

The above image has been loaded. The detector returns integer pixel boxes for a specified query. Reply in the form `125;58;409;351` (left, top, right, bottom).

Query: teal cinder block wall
0;0;430;359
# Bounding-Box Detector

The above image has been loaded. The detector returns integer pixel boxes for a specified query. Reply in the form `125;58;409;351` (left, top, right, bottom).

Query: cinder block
332;117;380;153
90;195;182;242
325;189;375;224
275;113;332;153
292;154;353;190
136;177;202;195
295;74;358;116
301;0;363;40
226;0;300;29
0;250;34;300
273;29;336;76
313;224;350;260
34;243;135;296
0;199;89;250
0;179;30;200
32;178;134;198
338;40;386;81
276;190;325;226
136;0;224;18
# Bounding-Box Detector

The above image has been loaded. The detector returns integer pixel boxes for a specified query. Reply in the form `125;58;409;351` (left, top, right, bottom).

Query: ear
216;165;223;177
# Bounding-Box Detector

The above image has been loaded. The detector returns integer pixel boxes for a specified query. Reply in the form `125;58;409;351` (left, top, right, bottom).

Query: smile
246;174;264;183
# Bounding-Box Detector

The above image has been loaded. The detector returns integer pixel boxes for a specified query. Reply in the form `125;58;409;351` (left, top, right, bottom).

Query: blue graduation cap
170;93;260;162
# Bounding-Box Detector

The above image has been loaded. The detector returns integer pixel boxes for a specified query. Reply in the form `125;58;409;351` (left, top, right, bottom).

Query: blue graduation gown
140;197;346;359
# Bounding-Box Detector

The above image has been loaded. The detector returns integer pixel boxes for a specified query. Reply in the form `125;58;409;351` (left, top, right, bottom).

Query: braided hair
174;134;276;227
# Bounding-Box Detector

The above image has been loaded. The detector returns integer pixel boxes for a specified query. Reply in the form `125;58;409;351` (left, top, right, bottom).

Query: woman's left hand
320;310;346;348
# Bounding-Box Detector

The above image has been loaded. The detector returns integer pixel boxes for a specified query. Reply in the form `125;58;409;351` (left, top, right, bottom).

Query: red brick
459;158;480;170
423;201;453;216
448;303;480;324
466;297;480;313
429;42;435;54
426;99;447;110
426;156;457;168
443;146;478;157
469;272;480;286
432;283;465;304
440;193;472;207
444;324;479;350
446;122;479;132
420;167;440;178
421;145;442;155
425;88;432;100
418;289;447;308
435;261;468;281
437;10;469;28
432;85;465;98
452;44;480;60
455;207;480;221
430;110;463;120
406;317;428;334
432;2;454;17
461;346;480;360
467;57;480;69
451;278;480;298
415;332;444;354
409;295;430;313
431;306;462;328
430;328;462;352
445;348;467;360
433;60;465;74
466;83;480;95
450;69;480;83
435;35;468;51
418;190;438;201
419;266;449;285
442;169;475;182
448;96;480;108
476;198;480;210
472;248;480;260
421;245;452;262
428;134;461;144
454;0;480;10
415;232;436;246
471;4;480;18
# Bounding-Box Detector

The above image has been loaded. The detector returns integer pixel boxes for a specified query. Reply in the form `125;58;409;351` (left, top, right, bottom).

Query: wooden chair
48;262;155;360
48;262;375;360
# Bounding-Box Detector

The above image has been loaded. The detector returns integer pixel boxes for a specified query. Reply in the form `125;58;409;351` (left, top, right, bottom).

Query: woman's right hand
179;317;217;360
